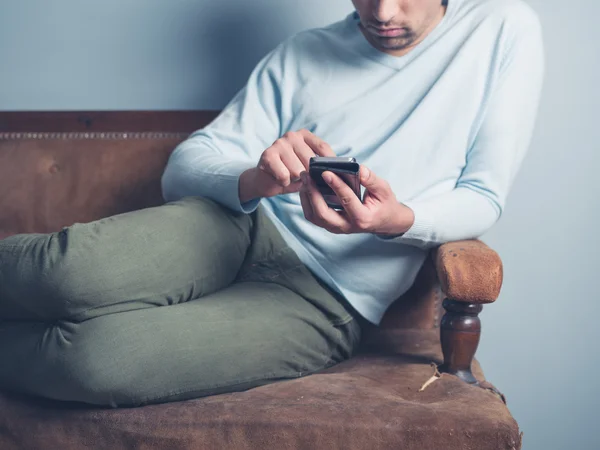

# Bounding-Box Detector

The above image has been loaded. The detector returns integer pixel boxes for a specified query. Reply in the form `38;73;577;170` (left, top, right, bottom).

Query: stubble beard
374;33;418;51
360;23;419;53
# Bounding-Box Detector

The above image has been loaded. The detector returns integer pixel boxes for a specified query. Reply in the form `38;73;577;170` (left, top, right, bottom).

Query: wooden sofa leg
439;298;483;385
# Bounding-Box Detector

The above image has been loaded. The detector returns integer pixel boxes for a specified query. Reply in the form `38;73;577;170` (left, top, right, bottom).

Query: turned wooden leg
439;298;483;385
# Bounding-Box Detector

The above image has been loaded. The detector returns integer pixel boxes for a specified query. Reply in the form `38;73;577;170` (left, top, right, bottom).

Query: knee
35;231;88;318
51;324;144;407
1;231;85;320
165;195;231;221
0;322;136;407
164;196;252;241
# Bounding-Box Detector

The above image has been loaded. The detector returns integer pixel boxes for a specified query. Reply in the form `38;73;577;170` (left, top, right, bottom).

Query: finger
283;180;304;195
305;176;351;231
260;153;292;186
359;165;388;196
292;139;318;170
282;131;316;170
279;142;307;180
299;186;315;222
298;129;336;157
322;171;364;218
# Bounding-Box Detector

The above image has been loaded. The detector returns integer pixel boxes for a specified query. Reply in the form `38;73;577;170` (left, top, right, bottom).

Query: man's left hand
299;166;415;236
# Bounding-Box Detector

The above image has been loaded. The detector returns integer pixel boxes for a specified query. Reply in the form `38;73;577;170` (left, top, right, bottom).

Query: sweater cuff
376;200;436;249
214;161;261;214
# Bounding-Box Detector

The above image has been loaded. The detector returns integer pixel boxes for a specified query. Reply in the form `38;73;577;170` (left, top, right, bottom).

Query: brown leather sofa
0;111;521;450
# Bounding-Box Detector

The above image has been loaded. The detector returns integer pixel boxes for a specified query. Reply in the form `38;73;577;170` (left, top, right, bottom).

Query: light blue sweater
162;0;544;325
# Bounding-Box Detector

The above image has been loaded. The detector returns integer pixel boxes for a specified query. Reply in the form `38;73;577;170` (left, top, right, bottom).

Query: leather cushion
0;136;183;239
0;330;520;450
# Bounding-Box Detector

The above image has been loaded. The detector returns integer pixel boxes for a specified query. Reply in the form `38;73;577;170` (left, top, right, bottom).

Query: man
0;0;543;407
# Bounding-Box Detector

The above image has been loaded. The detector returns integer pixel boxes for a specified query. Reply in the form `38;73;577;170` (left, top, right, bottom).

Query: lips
371;27;407;37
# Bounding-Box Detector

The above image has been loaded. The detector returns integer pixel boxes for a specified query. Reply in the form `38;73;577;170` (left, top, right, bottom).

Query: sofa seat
0;329;520;450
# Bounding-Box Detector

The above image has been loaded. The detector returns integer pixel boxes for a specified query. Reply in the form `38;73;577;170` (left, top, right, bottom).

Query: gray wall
0;0;348;110
480;1;600;449
1;0;598;449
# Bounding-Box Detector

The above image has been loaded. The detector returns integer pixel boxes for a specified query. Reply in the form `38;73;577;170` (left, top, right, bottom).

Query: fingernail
322;172;333;183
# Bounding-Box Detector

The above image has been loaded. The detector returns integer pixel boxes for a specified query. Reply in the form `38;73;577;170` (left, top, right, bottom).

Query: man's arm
161;44;286;213
385;9;545;249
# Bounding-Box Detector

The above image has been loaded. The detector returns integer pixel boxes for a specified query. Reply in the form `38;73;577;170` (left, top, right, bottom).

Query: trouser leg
0;196;252;321
0;281;362;407
0;202;363;407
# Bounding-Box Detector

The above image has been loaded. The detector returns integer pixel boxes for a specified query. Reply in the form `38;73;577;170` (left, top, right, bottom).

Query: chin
377;36;416;51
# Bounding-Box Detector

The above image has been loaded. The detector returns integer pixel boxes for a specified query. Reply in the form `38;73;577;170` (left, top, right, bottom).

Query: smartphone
309;156;361;209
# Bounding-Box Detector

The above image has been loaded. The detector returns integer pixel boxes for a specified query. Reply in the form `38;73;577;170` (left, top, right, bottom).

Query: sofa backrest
0;134;181;238
0;111;443;331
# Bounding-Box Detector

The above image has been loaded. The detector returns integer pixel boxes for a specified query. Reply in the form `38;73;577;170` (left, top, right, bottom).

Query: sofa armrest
434;240;503;304
432;240;504;386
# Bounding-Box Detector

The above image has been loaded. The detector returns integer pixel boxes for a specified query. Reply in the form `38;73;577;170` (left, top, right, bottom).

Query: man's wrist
395;202;415;234
239;168;259;204
377;202;415;237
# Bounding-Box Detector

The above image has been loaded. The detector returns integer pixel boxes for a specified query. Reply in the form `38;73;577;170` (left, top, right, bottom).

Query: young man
0;0;544;407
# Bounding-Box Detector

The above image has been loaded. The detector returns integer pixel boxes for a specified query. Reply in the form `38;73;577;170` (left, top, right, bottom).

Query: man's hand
239;129;335;203
299;165;415;236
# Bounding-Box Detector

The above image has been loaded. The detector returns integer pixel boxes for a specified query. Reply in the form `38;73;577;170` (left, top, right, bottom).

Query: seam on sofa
0;132;190;140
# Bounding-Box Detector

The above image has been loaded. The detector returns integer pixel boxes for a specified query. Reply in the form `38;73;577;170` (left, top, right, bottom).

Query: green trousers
0;197;364;407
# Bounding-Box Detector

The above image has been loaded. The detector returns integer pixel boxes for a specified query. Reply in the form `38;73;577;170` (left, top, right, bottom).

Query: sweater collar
346;0;458;70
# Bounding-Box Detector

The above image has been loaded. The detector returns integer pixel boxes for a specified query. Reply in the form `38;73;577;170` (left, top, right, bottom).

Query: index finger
298;129;336;157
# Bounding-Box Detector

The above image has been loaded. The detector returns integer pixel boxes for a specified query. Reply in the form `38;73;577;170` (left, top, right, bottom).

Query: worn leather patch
434;240;503;304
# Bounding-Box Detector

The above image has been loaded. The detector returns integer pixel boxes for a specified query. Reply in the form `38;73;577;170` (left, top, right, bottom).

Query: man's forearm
379;188;499;249
161;142;256;212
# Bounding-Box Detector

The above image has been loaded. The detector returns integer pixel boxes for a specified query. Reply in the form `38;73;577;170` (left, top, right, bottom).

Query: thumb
360;166;384;192
282;179;303;195
360;165;392;200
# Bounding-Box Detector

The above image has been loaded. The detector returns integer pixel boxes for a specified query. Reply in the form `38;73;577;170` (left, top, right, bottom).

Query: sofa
0;111;521;450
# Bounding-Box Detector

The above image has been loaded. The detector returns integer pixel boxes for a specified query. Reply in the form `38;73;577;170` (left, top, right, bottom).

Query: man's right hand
239;129;335;203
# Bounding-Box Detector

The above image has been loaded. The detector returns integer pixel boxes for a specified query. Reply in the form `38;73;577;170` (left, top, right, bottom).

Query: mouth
370;26;408;38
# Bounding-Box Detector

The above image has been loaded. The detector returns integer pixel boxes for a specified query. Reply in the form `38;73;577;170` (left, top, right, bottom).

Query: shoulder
259;16;351;78
455;0;544;70
271;15;352;58
488;0;544;68
459;0;542;38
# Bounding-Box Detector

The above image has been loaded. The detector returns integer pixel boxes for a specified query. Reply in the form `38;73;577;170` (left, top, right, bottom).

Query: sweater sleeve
161;44;287;213
382;10;545;250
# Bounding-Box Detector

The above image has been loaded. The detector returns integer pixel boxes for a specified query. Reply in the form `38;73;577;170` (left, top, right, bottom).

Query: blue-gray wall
0;0;350;110
1;1;598;449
